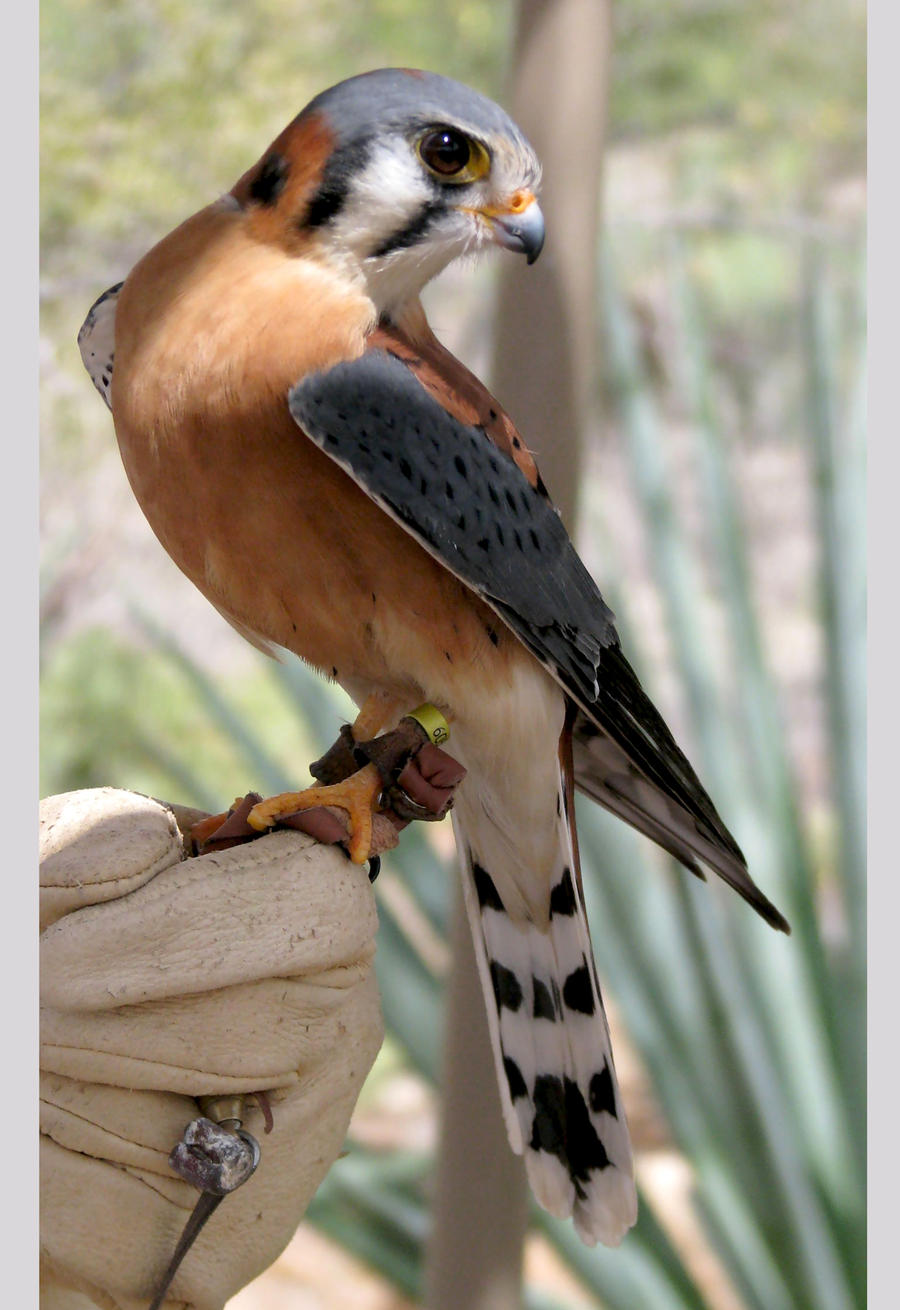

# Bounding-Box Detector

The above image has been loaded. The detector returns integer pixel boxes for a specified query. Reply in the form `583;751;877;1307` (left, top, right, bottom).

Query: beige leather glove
40;788;384;1310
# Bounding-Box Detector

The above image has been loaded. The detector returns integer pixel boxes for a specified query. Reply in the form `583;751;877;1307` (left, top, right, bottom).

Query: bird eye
419;128;470;175
417;127;490;184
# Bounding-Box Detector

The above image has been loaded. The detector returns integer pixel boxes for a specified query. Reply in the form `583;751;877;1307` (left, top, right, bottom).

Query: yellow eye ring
416;127;491;185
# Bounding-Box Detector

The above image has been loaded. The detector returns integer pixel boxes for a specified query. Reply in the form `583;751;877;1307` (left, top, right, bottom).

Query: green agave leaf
667;241;863;1213
802;245;867;934
375;890;445;1082
129;606;296;795
310;1149;577;1310
537;1187;710;1310
594;248;862;1309
308;1151;428;1299
801;244;867;1194
380;819;454;938
267;649;358;752
126;726;223;815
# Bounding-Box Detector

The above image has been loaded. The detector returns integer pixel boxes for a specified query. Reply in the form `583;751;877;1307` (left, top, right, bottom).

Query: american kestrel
78;68;788;1247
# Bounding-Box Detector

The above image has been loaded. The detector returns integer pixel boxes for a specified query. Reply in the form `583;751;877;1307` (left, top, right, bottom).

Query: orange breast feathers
108;207;524;695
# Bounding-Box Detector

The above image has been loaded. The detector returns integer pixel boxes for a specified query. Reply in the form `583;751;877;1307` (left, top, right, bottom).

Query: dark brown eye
416;128;491;185
418;128;471;176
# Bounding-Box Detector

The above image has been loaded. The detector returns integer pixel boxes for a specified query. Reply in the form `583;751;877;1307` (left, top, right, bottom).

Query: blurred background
40;2;865;1307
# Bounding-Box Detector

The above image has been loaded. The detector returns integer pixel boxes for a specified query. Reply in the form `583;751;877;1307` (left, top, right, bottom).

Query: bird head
231;68;544;316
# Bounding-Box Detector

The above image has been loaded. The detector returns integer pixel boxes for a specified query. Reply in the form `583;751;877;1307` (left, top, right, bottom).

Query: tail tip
526;1150;638;1248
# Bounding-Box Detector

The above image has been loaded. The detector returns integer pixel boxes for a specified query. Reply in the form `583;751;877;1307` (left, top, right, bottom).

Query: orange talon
247;764;384;864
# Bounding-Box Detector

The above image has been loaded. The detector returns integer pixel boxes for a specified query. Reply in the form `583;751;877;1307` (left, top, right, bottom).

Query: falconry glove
39;787;383;1310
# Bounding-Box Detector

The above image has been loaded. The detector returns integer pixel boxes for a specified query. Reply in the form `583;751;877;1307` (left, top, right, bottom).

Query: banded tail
452;768;637;1247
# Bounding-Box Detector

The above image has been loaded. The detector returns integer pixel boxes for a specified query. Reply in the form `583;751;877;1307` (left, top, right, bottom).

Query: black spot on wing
472;860;504;912
532;977;556;1021
288;351;618;705
589;1062;618;1118
562;960;595;1015
490;960;523;1012
549;867;577;917
504;1056;527;1101
288;348;781;928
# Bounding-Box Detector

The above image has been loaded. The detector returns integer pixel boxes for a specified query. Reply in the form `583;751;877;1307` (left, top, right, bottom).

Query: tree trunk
424;887;530;1310
492;0;612;525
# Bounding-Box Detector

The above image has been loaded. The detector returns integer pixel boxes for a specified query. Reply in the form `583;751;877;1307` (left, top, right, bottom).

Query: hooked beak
473;192;545;265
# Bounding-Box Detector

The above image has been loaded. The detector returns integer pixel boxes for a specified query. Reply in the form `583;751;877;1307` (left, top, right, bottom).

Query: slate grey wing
293;348;618;703
289;347;789;933
570;709;789;931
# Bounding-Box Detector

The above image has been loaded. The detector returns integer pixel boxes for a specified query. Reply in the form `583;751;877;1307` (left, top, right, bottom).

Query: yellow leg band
408;702;451;747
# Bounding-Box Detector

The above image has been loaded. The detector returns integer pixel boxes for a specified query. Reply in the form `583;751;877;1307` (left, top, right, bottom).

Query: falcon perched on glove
78;67;788;1248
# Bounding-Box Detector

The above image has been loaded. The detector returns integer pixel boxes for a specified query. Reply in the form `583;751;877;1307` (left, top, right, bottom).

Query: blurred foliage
40;2;865;1307
40;0;512;282
41;0;863;278
39;616;333;810
612;1;864;203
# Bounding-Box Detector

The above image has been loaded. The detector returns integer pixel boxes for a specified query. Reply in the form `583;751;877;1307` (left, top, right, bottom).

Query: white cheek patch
318;136;517;313
329;140;433;262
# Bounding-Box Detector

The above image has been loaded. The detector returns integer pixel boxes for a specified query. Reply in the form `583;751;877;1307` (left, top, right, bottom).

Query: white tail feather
452;769;637;1247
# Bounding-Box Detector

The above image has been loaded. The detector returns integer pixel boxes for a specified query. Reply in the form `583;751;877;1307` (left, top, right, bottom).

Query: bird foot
189;788;401;868
247;763;384;864
312;711;465;821
190;712;466;866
